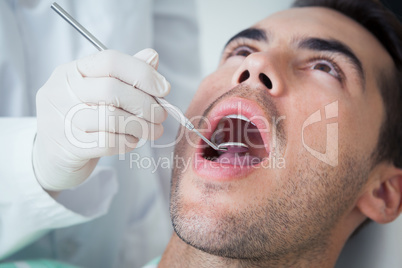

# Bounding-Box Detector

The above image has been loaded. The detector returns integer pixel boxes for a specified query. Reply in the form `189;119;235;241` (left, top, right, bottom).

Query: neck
159;233;343;268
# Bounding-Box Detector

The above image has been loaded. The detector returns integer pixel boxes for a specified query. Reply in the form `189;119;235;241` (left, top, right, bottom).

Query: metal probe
50;2;236;152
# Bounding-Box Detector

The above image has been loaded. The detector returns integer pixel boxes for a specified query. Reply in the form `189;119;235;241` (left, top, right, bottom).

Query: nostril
259;73;272;89
238;70;250;83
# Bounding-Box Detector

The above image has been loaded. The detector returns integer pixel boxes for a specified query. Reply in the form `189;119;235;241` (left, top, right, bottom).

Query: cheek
338;96;384;160
279;80;343;166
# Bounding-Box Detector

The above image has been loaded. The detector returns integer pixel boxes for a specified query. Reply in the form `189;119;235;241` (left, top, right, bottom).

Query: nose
232;52;282;96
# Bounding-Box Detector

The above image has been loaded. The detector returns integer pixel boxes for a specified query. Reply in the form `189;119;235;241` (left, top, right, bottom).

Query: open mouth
202;114;270;166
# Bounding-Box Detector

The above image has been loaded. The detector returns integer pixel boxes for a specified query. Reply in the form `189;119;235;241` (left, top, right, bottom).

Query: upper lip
196;97;271;156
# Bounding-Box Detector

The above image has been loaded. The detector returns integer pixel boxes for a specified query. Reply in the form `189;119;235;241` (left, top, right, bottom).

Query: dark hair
292;0;402;168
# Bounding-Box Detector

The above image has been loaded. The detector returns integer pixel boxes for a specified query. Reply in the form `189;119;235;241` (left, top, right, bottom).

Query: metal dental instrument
51;2;250;152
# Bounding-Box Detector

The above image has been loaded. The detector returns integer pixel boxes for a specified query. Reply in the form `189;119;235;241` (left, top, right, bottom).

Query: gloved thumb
134;48;159;70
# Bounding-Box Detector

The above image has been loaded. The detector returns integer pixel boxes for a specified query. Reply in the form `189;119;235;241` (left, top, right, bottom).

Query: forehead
253;7;393;78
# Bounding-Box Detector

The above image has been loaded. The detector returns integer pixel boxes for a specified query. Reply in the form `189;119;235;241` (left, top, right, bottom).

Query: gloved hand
33;49;170;191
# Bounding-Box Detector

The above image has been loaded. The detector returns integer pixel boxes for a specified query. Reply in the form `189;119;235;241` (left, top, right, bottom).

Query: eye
313;63;332;73
311;60;340;79
222;39;257;61
231;46;254;57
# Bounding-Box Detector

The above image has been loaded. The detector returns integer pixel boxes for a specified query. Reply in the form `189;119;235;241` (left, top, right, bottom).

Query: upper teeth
224;114;256;126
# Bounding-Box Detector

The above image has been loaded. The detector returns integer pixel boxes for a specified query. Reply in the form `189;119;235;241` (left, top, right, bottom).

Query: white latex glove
33;49;170;191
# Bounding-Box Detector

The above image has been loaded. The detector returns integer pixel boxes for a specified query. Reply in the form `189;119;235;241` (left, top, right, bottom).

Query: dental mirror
217;142;250;153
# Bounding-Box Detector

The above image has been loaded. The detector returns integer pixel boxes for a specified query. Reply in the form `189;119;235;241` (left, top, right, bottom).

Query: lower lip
193;152;264;181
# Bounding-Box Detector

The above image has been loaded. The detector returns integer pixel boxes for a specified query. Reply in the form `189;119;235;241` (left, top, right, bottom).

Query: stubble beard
169;88;370;264
170;133;371;265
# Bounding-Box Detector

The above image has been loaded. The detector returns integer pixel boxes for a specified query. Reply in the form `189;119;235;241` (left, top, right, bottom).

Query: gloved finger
69;75;167;124
67;126;140;159
134;48;159;70
34;128;137;191
93;133;139;157
70;105;165;141
76;50;170;97
34;136;101;190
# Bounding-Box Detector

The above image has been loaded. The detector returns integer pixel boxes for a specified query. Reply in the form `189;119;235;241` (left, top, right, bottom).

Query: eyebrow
297;37;365;87
224;28;268;48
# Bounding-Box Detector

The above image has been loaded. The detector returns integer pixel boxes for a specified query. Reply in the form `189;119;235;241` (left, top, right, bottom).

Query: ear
357;163;402;224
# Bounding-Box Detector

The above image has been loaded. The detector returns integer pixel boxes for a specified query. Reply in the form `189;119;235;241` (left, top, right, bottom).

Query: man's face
170;7;393;259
